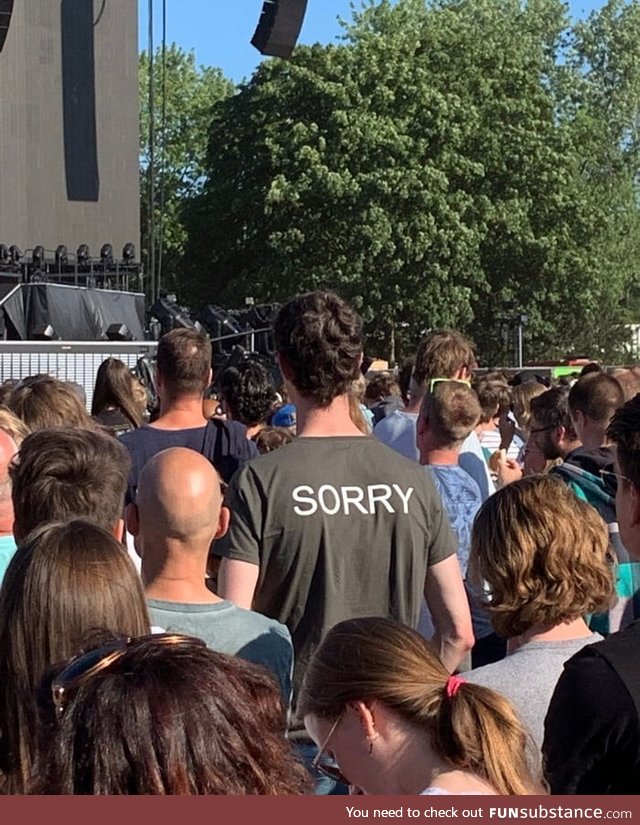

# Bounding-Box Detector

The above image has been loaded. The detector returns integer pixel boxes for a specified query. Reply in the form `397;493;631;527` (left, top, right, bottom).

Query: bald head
136;448;223;546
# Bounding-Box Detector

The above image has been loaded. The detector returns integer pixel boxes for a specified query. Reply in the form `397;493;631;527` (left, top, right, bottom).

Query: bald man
0;430;18;586
126;447;293;701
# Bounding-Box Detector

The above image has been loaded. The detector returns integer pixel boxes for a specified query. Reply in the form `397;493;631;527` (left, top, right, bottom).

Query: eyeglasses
310;713;350;787
599;468;632;487
428;378;471;394
51;633;203;718
529;425;556;435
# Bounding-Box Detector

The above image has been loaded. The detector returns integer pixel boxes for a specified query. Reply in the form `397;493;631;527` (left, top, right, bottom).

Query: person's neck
508;617;594;653
559;439;582;459
404;388;425;415
245;422;264;440
153;396;208;430
294;393;365;438
0;501;14;535
422;447;460;467
143;550;221;604
581;430;610;451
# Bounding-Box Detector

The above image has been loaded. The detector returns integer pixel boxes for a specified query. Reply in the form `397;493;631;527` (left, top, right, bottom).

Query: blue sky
138;0;608;83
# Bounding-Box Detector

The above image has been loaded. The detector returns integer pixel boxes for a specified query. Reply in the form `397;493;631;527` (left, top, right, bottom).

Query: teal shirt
0;534;17;588
147;598;293;704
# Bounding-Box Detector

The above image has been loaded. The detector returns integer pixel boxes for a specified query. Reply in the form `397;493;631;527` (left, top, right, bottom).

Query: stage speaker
251;0;308;59
0;0;14;54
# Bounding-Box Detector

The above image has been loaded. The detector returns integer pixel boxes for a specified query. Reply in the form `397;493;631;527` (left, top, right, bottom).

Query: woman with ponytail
298;617;543;795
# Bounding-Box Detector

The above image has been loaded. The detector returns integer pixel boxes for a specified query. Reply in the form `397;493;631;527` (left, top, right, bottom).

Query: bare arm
424;554;474;672
217;558;260;609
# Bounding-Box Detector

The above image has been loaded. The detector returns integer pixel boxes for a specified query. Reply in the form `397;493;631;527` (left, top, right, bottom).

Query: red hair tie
445;674;466;699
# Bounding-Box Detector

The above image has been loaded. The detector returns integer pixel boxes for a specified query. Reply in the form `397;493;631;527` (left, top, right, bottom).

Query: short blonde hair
469;475;615;638
0;407;29;446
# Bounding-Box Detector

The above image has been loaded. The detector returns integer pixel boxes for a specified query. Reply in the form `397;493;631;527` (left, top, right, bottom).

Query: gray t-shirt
213;435;456;736
147;598;293;702
466;634;603;751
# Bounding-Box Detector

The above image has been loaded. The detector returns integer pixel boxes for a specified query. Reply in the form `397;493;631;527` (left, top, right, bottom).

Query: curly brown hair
274;291;363;408
469;475;616;638
608;394;640;488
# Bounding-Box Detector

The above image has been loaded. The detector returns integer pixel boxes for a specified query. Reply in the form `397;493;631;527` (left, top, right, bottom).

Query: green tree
139;45;234;297
185;0;640;364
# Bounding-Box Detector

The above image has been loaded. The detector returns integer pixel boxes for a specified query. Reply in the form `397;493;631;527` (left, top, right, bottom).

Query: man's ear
629;483;640;528
125;503;139;537
214;505;231;540
111;518;125;543
277;352;294;382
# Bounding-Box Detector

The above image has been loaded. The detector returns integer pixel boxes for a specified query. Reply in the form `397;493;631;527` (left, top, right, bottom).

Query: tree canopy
171;0;640;364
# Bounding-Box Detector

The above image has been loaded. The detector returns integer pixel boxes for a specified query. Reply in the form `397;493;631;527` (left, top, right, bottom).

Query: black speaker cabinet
0;0;14;53
251;0;308;59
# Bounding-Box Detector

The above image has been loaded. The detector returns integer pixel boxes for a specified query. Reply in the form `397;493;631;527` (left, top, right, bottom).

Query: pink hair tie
445;674;466;699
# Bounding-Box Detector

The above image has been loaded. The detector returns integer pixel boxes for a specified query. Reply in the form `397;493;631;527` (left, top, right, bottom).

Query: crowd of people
0;289;638;795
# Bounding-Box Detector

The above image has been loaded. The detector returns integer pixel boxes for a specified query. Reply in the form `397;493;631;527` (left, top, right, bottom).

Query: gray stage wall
0;0;139;257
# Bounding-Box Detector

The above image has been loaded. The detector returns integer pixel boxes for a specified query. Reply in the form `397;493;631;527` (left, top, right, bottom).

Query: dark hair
529;386;574;432
34;637;310;795
0;520;150;793
413;330;476;388
156;329;212;399
9;427;130;539
274;291;363;408
397;356;416;405
472;378;511;424
364;372;401;404
608;394;640;489
8;377;94;432
253;426;294;454
568;373;624;426
219;361;276;427
299;618;542;795
91;358;143;428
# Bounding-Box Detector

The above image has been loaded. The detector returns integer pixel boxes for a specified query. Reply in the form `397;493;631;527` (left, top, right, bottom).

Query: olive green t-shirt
214;436;456;735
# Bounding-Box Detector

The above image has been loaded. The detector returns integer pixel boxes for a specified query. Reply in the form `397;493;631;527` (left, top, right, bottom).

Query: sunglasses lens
56;640;124;685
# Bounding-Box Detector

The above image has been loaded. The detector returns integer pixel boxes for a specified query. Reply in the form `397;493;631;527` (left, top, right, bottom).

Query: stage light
100;243;113;263
106;322;132;341
122;242;135;262
32;324;59;340
0;244;8;264
77;244;90;264
9;245;22;263
150;296;198;336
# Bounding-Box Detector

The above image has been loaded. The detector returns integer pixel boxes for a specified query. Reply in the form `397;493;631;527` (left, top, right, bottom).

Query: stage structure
0;0;139;258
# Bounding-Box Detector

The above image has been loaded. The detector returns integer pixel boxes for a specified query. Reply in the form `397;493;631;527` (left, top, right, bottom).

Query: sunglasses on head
428;378;471;394
51;633;204;718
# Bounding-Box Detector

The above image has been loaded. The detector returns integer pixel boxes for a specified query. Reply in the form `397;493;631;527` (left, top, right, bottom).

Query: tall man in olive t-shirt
214;292;473;767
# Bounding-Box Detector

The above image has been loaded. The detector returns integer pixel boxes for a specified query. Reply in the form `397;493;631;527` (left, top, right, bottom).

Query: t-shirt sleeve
422;471;457;567
212;465;262;565
543;647;637;793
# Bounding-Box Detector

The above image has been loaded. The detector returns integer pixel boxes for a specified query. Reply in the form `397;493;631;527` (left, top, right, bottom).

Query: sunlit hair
469;475;615;638
8;377;95;432
511;382;546;437
413;330;476;388
419;381;481;448
472;377;511;423
364;372;401;404
34;637;310;795
0;407;29;446
156;328;212;400
608;394;640;489
299;617;543;796
91;357;143;428
568;373;624;426
274;291;363;408
9;427;131;540
0;520;150;793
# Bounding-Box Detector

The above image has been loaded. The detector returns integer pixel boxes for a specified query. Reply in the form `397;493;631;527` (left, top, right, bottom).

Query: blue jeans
294;741;349;796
